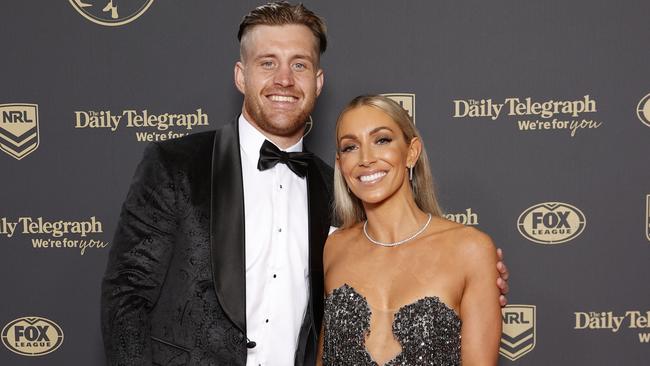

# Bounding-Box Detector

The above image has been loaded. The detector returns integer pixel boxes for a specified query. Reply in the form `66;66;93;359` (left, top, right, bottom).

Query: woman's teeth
359;171;386;182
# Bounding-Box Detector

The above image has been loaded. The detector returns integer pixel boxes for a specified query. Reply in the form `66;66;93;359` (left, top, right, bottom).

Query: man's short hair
238;1;327;55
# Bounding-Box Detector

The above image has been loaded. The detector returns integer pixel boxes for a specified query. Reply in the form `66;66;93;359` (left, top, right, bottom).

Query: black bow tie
257;140;313;178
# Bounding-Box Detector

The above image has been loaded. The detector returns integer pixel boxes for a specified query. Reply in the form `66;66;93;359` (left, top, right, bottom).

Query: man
101;2;509;366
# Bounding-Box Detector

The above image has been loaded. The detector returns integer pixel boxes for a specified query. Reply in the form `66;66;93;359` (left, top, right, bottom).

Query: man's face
235;24;324;145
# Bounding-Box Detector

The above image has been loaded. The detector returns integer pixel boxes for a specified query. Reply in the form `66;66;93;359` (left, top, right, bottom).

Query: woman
318;95;502;365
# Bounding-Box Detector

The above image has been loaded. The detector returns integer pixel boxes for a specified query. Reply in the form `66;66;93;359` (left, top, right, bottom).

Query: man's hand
496;248;510;307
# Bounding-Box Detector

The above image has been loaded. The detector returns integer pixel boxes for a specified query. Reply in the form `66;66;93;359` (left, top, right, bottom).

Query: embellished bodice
322;284;461;365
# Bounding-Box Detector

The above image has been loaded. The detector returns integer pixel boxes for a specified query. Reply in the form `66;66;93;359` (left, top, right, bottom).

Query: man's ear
234;61;245;94
315;68;324;97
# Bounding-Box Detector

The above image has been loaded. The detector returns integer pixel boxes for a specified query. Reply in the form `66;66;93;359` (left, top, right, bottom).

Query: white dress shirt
238;115;310;366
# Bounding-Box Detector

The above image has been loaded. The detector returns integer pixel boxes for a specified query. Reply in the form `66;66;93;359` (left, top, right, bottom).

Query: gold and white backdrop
1;1;649;364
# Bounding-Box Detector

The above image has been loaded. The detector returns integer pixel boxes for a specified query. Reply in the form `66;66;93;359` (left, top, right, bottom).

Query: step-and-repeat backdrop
1;1;648;365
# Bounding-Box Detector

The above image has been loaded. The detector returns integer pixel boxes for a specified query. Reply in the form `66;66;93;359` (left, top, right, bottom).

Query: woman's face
336;105;419;205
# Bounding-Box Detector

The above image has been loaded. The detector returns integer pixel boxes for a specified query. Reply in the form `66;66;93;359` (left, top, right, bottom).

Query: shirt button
265;319;269;323
279;184;283;189
273;274;277;278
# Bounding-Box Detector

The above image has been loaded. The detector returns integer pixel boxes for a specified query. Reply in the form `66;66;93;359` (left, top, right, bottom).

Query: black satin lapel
306;161;330;336
210;121;246;334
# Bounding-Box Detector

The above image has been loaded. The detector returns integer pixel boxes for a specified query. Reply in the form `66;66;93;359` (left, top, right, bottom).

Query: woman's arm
459;230;502;365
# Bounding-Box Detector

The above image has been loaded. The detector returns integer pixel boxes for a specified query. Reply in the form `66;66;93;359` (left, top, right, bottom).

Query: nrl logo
382;93;416;124
69;0;154;27
500;305;536;361
0;104;39;160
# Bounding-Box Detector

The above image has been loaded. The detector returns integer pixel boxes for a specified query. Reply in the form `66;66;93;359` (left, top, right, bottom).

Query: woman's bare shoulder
326;223;363;244
429;218;496;259
446;225;498;275
324;223;363;264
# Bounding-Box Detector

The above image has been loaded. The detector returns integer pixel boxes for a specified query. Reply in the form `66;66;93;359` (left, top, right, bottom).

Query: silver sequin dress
322;284;461;365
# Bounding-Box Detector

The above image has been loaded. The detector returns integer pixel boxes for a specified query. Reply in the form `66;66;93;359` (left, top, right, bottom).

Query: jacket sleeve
101;143;178;366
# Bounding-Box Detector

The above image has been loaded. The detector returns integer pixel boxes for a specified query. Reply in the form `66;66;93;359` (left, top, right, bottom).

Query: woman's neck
362;186;429;244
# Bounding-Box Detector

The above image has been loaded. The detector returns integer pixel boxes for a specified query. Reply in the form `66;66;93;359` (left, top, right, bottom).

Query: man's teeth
269;95;297;102
359;172;386;182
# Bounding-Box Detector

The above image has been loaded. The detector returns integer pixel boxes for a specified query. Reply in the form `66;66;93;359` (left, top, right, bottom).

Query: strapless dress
322;284;461;365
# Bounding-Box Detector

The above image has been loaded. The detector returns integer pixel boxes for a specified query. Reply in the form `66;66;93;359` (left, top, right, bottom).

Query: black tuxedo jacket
101;121;333;366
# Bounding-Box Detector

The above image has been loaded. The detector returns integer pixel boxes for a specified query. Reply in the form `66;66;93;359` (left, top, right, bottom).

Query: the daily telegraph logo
69;0;154;27
1;317;64;356
638;93;650;128
0;216;108;255
452;95;603;137
382;93;415;123
500;305;536;361
74;108;209;142
517;202;586;244
444;208;479;226
574;310;650;344
0;103;39;160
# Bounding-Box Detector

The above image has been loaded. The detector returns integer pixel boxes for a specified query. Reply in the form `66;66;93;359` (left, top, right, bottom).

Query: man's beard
243;94;314;138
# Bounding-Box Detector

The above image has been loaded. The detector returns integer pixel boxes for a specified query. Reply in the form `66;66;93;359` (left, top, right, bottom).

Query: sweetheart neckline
326;283;461;319
325;283;461;366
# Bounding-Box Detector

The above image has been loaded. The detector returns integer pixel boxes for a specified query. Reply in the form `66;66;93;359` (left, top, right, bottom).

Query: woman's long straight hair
334;95;443;228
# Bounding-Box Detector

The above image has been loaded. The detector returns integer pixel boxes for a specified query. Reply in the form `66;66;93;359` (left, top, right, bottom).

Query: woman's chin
352;181;410;207
353;191;392;206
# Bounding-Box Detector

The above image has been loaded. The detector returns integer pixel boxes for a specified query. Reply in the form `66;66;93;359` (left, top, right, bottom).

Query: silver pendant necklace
363;213;432;247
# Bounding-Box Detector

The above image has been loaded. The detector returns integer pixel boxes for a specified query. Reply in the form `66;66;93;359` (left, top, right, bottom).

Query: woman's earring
409;166;413;181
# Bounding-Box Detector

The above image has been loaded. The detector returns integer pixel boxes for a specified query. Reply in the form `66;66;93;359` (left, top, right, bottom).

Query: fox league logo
1;316;64;356
0;103;39;160
382;93;416;123
500;305;536;361
517;202;586;244
69;0;154;26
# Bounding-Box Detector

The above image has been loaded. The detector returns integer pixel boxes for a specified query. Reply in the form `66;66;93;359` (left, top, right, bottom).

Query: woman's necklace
363;213;432;247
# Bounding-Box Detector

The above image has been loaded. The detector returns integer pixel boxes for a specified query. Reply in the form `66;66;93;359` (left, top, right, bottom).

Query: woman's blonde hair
334;95;443;228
